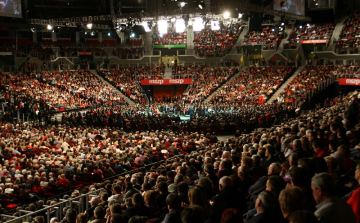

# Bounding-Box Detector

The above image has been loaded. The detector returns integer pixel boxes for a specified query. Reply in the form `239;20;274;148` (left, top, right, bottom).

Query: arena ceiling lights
193;17;204;31
175;18;186;33
223;11;230;19
86;23;93;29
211;20;220;31
198;1;205;9
157;20;168;34
141;22;152;32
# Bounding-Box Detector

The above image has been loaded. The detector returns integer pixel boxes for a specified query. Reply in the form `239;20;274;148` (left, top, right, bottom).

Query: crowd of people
47;102;294;134
1;18;360;223
152;27;186;46
274;65;354;105
284;23;334;49
112;47;144;59
177;66;238;103
193;24;242;57
335;13;360;54
242;27;283;49
0;87;358;223
97;66;165;104
210;66;296;104
0;70;126;121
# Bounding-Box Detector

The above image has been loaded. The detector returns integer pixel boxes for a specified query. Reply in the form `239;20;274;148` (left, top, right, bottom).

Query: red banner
78;52;92;55
141;79;192;85
339;78;360;86
301;40;328;44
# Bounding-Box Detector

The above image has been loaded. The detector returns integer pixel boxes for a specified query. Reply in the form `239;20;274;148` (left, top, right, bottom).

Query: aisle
164;67;172;79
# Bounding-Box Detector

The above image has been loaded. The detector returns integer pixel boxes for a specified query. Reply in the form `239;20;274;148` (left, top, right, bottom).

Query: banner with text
338;78;360;86
78;52;93;55
301;40;328;44
141;79;192;85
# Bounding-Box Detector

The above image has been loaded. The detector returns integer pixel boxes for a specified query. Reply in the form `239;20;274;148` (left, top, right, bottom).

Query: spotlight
272;28;275;31
188;20;193;26
47;24;53;30
198;1;205;9
90;31;96;36
281;22;284;26
299;25;303;29
85;31;87;35
87;23;93;29
307;23;310;27
131;33;135;38
238;13;243;19
171;18;176;23
108;32;111;36
223;11;230;19
31;28;37;33
179;2;186;7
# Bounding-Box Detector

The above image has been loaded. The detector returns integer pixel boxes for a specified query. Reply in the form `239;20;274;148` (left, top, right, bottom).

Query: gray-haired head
311;173;335;197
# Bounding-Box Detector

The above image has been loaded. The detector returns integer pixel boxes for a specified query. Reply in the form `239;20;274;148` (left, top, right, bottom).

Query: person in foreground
311;173;356;223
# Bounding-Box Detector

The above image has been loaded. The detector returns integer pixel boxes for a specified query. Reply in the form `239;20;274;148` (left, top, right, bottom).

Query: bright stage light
193;18;204;32
175;19;186;33
158;20;168;34
211;21;220;31
87;23;93;29
198;1;205;9
188;20;193;26
223;11;230;19
238;13;243;19
47;24;53;30
141;22;151;32
170;18;176;23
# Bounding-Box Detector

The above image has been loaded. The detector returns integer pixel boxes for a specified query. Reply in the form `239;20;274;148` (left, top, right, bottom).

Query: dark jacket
161;209;182;223
124;204;150;221
246;210;283;223
249;175;270;199
209;187;247;223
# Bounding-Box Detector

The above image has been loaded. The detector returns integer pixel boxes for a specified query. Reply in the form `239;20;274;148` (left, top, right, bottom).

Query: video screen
0;0;22;18
273;0;305;16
